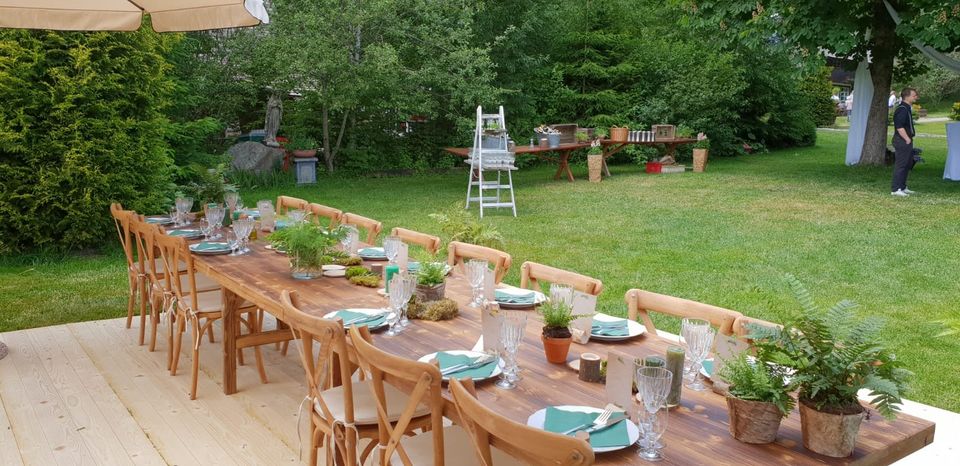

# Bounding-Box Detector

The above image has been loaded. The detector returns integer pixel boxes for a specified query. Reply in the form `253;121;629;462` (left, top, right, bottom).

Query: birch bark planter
799;400;865;458
415;282;445;302
692;148;709;172
726;396;783;444
541;334;572;364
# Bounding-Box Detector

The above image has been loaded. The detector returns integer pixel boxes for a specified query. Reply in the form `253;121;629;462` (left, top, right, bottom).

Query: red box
645;161;662;174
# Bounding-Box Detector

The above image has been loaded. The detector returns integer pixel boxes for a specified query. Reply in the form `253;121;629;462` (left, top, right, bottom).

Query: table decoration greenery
268;222;344;279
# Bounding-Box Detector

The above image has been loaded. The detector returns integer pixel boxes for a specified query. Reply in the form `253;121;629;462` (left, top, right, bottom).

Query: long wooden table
192;244;935;465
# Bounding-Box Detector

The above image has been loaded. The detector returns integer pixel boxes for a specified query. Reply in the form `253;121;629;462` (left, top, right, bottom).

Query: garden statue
264;93;282;147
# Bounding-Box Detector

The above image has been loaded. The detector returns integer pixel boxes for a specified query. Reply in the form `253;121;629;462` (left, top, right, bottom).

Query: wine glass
636;366;673;461
385;273;415;336
398;272;416;328
495;310;527;390
205;206;225;240
466;259;488;306
175;197;194;227
383;235;401;265
224;191;239;212
339;225;358;254
288;209;308;224
680;318;710;384
231;218;254;255
549;283;573;306
681;320;715;392
199;218;214;241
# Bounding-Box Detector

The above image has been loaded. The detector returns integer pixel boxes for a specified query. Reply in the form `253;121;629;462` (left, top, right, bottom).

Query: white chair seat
387;425;521;466
181;290;255;314
315;379;430;425
136;260;220;292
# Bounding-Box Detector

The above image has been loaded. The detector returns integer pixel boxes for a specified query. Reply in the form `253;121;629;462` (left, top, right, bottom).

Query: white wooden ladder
464;105;517;217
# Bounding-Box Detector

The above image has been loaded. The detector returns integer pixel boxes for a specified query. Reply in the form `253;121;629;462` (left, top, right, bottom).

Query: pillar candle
384;264;399;294
666;345;685;408
578;353;602;383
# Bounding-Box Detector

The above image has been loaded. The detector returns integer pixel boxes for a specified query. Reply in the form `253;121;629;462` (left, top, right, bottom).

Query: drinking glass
383;235;402;265
495;311;527;390
339;225;358;253
466;259;488;306
549;283;573;306
199;218;214;241
175;197;194;227
224;191;239;212
635;366;673;462
680;318;711;385
230;218;254;254
206;206;225;240
288;209;308;224
257;200;275;231
385;273;415;336
681;319;715;392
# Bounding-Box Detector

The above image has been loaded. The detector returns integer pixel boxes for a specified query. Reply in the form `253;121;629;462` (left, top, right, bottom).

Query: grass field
2;130;959;412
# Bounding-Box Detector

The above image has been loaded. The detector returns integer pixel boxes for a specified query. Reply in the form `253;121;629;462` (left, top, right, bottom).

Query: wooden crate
552;123;578;144
653;125;675;141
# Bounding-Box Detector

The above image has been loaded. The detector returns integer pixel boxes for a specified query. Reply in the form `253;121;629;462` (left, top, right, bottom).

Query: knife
580;414;629;435
441;355;497;376
342;314;385;326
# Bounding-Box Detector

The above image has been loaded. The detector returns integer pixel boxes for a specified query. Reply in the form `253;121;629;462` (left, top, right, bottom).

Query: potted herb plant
539;300;581;364
692;133;710;173
749;275;911;458
414;261;447;302
286;133;318;158
269;222;344;279
717;353;794;444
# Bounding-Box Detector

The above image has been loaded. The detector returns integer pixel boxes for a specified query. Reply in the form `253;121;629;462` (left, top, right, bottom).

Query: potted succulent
717;353;794;444
286;133;319;158
269;222;344;279
749;275;911;458
414;261;447;302
692;133;710;173
539;300;582;364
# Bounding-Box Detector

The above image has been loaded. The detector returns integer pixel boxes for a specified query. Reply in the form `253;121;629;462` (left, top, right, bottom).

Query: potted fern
539;300;582;364
717;353;794;444
749;275;911;458
269;222;343;279
414;261;447;302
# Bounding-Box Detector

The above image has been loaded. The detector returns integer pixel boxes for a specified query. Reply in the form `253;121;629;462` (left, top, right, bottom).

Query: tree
680;0;960;165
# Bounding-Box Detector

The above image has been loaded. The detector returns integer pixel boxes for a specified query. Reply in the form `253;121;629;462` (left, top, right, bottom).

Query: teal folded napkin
168;229;200;237
436;352;498;379
359;247;386;258
191;242;230;251
701;359;714;377
146;217;170;224
495;289;536;304
591;318;629;336
274;219;289;230
331;310;386;328
543;407;630;448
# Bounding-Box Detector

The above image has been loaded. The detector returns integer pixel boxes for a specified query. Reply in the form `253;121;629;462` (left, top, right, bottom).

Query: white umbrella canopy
0;0;269;32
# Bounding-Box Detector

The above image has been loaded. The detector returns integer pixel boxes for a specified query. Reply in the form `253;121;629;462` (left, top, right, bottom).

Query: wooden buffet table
190;242;935;465
445;138;699;181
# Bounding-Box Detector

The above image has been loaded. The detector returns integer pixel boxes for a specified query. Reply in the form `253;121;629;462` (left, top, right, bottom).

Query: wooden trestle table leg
221;288;243;395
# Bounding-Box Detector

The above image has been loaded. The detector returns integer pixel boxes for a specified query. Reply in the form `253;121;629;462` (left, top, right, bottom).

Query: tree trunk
321;103;334;172
858;1;899;166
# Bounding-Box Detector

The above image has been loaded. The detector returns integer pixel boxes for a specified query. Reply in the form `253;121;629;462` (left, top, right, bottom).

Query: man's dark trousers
891;135;914;192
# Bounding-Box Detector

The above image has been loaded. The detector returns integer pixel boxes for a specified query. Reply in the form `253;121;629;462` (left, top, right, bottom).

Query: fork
560;403;619;436
440;354;496;376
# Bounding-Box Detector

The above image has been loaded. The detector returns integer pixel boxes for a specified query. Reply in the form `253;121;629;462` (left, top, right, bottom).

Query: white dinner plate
146;216;174;225
494;284;546;309
589;313;646;342
188;242;232;255
358;247;387;260
417;350;502;382
322;264;346;277
322;308;392;331
526;405;640;453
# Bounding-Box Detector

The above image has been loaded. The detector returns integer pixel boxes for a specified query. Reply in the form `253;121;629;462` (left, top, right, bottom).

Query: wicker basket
610;127;629;142
588;154;603;182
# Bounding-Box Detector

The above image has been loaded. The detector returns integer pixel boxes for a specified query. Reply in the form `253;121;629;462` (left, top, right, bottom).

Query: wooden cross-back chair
153;233;267;399
110;203;142;332
276;195;308;215
519;261;603;296
390;227;442;256
450;379;594;466
280;291;431;466
625;289;742;337
446;241;512;284
308;203;343;229
349;326;456;466
341;212;383;244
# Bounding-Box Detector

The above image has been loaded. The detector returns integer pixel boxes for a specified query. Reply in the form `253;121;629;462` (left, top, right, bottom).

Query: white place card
397;243;409;270
483;268;495;301
571;316;592;344
480;302;502;353
712;333;751;381
572;291;597;315
605;350;636;413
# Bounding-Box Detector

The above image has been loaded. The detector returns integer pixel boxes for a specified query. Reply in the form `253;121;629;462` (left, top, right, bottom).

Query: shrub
951;102;960;121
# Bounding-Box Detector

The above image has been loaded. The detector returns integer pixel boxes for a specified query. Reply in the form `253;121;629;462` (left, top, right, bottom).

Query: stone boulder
228;141;285;174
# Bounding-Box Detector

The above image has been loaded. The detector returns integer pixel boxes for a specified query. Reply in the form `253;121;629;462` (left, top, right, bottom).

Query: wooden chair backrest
732;315;782;345
520;261;603;296
446;241;512;284
348;326;445;466
154;232;199;313
276;195;308;215
449;379;594;466
128;216;160;278
390;227;441;256
341;213;383;244
281;290;363;463
625;289;741;336
308;203;343;229
110;203;136;268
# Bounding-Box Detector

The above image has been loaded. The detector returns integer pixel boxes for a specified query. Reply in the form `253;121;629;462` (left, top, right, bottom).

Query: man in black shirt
891;87;919;197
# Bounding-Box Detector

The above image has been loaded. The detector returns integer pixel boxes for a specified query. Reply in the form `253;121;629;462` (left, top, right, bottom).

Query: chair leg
170;315;184;376
190;317;207;400
308;420;319;466
148;291;160;352
138;279;148;345
126;277;137;329
207;325;215;343
253;311;268;384
166;314;175;371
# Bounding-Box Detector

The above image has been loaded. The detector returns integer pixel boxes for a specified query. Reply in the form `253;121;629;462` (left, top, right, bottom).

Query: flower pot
415;282;445;302
292;149;317;158
692;148;709;173
290;257;320;280
541;334;572;364
645;161;662;174
726;396;783;444
610;127;628;142
799;400;865;458
547;133;562;148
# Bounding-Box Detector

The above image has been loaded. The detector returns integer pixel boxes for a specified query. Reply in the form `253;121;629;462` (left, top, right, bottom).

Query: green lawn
2;130;959;412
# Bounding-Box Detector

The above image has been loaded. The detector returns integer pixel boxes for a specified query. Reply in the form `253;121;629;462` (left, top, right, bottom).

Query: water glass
205;205;225;239
174;197;194;227
637;406;669;461
224;191;239;212
681;319;715;392
230;217;254;255
549;283;573;306
466;259;488;306
383;235;402;265
495;311;527;390
635;366;673;462
339;225;358;253
385;273;415;336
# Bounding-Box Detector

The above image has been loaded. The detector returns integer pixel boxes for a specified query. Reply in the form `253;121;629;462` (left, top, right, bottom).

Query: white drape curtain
845;61;874;165
884;0;960;73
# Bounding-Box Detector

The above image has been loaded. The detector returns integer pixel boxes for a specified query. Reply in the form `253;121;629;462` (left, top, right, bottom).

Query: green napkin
543;407;630;448
495;289;536;304
191;242;230;251
146;217;170;224
332;310;386;328
701;359;714;377
591;318;629;336
436;352;498;379
359;247;386;258
168;229;200;237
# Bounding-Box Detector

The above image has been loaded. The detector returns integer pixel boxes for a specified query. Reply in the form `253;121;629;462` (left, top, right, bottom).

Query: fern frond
786;273;818;314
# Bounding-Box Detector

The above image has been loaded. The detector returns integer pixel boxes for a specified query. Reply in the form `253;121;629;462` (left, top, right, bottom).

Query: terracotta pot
692;148;709;173
415;282;445;302
541;334;572;364
799;400;865;458
292;149;317;158
726;396;784;444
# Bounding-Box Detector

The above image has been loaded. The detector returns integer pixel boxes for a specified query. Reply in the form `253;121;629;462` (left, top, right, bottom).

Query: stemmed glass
383;235;402;265
205;205;225;240
288;209;309;224
230;218;255;255
257;200;275;231
466;259;488;307
174;197;194;227
385;273;415;337
339;225;358;254
224;191;239;213
680;318;715;391
636;366;673;462
549;283;573;306
495;310;527;390
199;218;215;241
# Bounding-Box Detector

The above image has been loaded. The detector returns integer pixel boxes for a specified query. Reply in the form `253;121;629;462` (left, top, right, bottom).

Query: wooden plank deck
0;317;310;466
